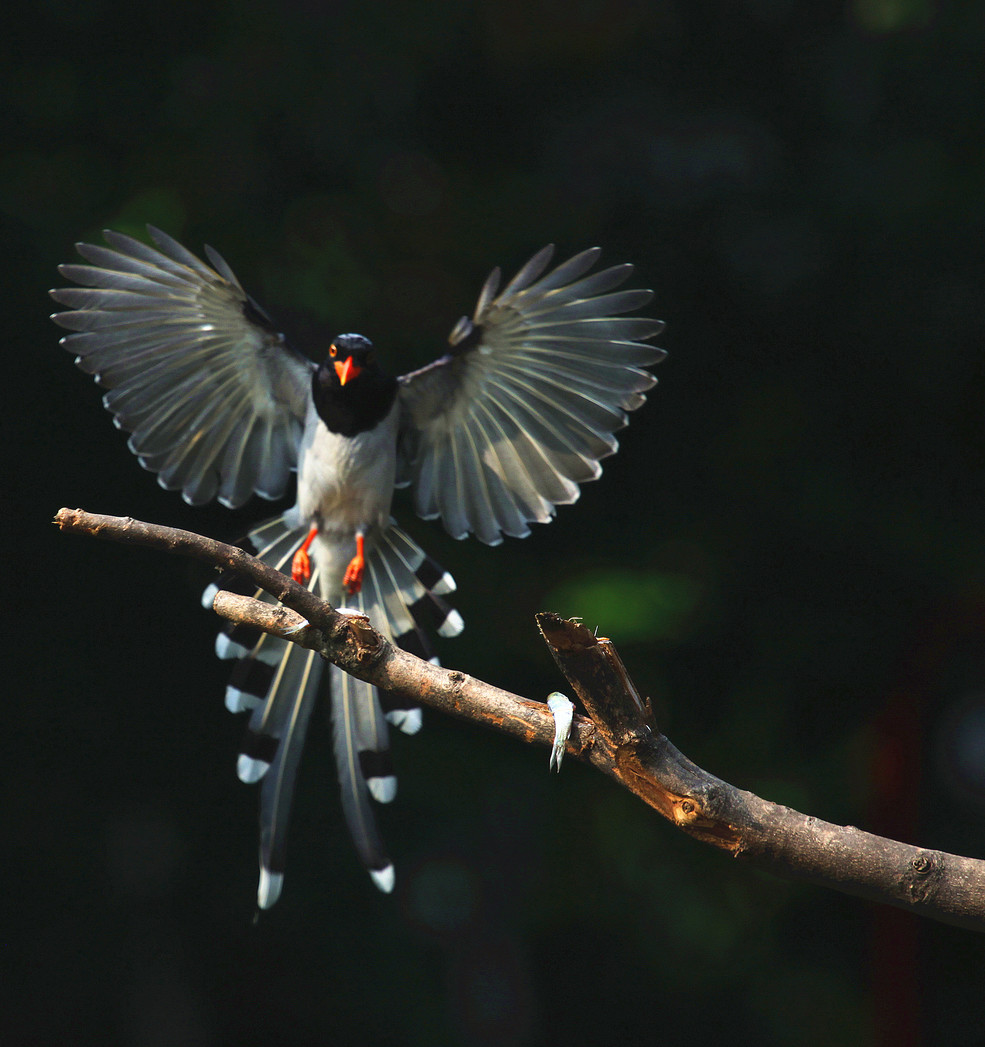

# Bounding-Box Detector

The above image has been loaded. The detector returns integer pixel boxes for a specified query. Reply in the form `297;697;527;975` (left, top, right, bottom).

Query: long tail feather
208;513;462;905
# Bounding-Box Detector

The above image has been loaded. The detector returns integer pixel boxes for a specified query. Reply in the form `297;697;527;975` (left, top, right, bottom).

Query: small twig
55;507;985;932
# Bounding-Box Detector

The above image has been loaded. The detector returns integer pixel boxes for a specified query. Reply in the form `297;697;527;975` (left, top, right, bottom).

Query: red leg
343;533;366;595
291;525;319;584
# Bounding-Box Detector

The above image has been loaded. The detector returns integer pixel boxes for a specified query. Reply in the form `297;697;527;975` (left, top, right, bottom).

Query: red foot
343;533;366;595
343;554;365;595
291;525;319;585
292;547;311;584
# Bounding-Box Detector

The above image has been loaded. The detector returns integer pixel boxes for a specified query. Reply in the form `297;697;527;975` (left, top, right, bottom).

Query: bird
51;226;666;908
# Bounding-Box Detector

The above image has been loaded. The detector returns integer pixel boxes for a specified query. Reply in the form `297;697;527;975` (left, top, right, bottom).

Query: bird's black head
325;333;377;387
313;332;398;437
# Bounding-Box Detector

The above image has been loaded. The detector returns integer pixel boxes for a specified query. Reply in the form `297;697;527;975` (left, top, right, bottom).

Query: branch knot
904;850;945;903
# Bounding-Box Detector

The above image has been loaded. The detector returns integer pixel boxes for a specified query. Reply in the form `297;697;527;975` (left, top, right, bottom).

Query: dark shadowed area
5;1;985;1044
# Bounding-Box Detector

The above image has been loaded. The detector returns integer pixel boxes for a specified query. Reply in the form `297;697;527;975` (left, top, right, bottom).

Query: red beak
334;357;362;386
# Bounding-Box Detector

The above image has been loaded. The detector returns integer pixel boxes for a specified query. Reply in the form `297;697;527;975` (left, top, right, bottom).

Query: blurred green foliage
546;567;703;642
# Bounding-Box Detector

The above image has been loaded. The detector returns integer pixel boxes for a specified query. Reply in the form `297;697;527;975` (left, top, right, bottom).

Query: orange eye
329;344;337;357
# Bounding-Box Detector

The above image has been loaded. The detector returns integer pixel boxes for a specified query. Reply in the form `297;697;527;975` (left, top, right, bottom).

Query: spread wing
396;246;666;544
50;227;313;508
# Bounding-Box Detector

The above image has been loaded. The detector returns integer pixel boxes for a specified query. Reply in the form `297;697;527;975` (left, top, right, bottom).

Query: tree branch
53;508;591;753
55;507;985;932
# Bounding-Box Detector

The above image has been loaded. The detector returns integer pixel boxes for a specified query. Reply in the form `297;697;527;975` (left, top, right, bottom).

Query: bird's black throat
312;365;398;437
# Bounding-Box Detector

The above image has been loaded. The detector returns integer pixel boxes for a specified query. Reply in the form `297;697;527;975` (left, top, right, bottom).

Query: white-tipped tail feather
257;868;284;910
237;754;270;784
367;775;398;804
208;513;463;905
370;865;396;894
438;608;465;638
386;707;423;735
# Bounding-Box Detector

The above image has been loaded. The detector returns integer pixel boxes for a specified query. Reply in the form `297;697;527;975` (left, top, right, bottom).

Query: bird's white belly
295;404;399;536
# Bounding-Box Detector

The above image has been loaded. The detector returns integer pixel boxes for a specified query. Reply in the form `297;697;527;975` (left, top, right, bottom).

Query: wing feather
398;246;665;543
51;227;312;508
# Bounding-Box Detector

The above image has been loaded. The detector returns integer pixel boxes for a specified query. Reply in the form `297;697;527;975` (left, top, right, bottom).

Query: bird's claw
343;555;365;595
291;548;311;584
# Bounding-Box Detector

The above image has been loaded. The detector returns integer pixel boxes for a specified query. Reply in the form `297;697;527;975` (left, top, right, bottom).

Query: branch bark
55;507;985;932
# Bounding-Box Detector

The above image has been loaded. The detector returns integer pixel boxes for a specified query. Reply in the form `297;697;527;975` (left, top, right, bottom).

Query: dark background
6;1;985;1044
